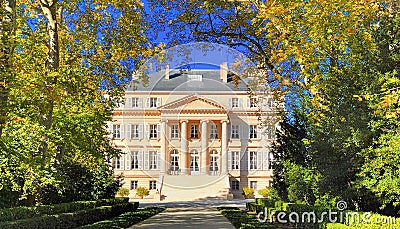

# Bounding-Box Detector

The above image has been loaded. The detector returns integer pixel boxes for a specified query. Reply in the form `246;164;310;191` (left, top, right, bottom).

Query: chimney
165;64;170;80
220;62;228;83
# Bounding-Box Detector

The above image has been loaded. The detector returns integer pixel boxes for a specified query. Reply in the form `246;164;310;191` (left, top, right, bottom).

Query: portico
159;94;230;176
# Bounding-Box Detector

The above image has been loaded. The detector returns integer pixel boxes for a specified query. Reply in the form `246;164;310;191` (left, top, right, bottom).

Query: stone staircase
160;174;232;201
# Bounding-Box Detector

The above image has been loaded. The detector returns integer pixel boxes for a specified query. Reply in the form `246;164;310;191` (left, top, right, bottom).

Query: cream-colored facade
109;64;279;200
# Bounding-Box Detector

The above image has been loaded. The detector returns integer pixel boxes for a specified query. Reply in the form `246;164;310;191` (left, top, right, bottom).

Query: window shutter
120;155;125;170
107;123;113;139
227;124;231;139
257;152;262;170
146;97;150;108
126;124;131;140
127;98;132;108
138;98;143;108
263;152;269;170
126;152;131;170
157;151;161;170
138;124;144;139
240;151;247;171
238;98;243;108
156;97;161;107
257;125;262;139
120;125;125;139
228;98;232;108
157;124;161;139
144;151;149;170
246;98;251;108
228;151;232;171
269;152;274;170
138;151;143;169
145;124;150;139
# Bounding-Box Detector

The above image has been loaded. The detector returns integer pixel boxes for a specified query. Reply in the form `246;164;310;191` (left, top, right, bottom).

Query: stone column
180;120;188;175
221;120;228;174
201;120;208;175
160;120;167;174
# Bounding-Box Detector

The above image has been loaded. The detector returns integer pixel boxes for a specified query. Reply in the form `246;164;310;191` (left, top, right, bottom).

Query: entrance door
170;150;180;175
210;150;219;176
190;149;200;175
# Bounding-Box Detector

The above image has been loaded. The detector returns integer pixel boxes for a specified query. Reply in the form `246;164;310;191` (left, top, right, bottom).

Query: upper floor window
230;125;239;139
112;156;124;170
130;124;141;139
147;97;161;108
249;97;258;108
188;74;202;81
229;151;240;170
229;98;242;108
127;151;142;170
171;124;179;139
113;124;121;138
265;125;275;140
210;124;218;139
149;124;158;139
149;151;158;170
132;97;142;108
190;124;199;139
249;125;259;139
249;151;258;170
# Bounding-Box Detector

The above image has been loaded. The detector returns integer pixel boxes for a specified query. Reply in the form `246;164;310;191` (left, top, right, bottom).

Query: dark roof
127;70;248;92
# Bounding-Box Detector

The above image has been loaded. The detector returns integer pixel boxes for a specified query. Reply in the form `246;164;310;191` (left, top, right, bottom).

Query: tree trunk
39;0;59;160
0;0;16;138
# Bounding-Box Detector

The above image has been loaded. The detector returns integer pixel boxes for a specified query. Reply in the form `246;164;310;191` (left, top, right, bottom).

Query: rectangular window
250;181;258;191
231;151;240;170
249;97;258;108
190;124;199;139
130;151;142;170
149;124;158;139
231;180;239;190
171;124;179;139
149;181;157;190
210;124;218;139
131;124;140;139
150;98;158;108
231;98;239;108
265;125;275;140
113;124;121;138
131;180;138;190
230;125;239;139
249;125;258;139
149;151;158;170
132;98;141;108
249;151;258;170
112;156;124;170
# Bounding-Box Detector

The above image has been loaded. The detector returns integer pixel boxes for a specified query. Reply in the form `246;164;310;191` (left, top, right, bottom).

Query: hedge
0;198;129;223
0;202;135;229
218;207;279;229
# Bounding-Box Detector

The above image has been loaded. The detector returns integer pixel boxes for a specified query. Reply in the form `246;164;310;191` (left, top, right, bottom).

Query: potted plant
242;187;255;199
116;187;130;197
258;187;271;198
135;187;150;199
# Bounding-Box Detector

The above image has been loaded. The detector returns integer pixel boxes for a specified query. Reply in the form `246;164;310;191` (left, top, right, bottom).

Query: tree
0;0;151;205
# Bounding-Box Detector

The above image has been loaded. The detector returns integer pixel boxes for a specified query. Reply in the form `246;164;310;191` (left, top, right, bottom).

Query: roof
127;70;249;92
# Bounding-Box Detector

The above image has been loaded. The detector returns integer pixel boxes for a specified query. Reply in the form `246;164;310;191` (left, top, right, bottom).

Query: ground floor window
231;180;239;190
131;180;138;190
250;181;257;191
149;181;157;190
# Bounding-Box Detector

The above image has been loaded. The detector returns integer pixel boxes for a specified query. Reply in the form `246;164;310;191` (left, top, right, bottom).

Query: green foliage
242;187;255;199
79;206;165;229
0;202;134;229
218;207;278;229
135;187;149;198
116;187;130;197
257;188;271;198
0;198;127;222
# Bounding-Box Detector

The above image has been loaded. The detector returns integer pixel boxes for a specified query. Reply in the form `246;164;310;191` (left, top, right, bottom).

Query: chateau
109;63;279;201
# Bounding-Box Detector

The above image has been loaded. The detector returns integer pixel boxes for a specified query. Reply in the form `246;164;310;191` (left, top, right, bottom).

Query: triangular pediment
159;94;227;112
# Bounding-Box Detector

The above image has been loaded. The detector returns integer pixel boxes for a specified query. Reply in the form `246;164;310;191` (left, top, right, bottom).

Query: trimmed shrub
242;187;255;198
135;187;149;199
218;207;278;229
0;203;134;229
0;198;128;222
255;198;275;208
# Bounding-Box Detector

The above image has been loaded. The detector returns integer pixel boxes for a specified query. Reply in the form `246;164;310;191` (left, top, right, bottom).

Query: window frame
149;124;158;139
131;180;138;190
149;180;157;190
171;124;179;139
230;125;239;139
190;124;199;139
231;180;240;190
210;123;218;139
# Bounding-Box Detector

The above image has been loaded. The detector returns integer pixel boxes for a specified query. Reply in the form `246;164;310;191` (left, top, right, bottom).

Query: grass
78;206;166;229
217;207;279;229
